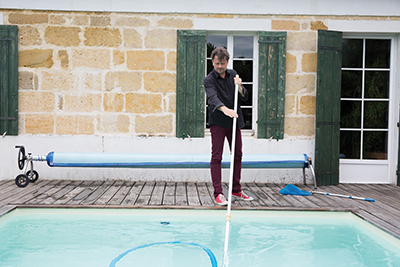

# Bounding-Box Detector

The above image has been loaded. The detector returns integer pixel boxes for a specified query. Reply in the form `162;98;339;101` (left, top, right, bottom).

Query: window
176;30;286;140
205;33;257;131
340;38;392;160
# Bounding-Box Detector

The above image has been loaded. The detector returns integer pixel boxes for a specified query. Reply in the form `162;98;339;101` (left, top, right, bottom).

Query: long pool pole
311;191;375;202
223;75;239;267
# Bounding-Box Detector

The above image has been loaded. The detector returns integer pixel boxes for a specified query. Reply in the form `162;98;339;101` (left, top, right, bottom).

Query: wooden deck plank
82;181;115;205
10;180;57;205
95;180;125;205
197;182;214;206
26;181;67;205
121;182;145;205
68;181;104;205
148;182;165;205
0;180;9;187
135;182;155;206
187;183;201;206
0;181;14;194
39;180;84;205
245;183;280;207
108;181;134;205
205;183;216;206
1;180;400;239
375;184;400;199
53;181;96;205
175;182;188;206
355;184;400;209
0;180;48;205
0;180;18;195
255;183;291;207
163;182;176;205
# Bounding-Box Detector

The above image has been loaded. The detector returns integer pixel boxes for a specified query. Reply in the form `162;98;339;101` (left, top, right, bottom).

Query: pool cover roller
14;145;316;188
46;151;310;169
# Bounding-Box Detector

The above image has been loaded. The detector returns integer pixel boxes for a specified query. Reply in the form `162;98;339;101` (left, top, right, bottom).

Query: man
204;47;254;206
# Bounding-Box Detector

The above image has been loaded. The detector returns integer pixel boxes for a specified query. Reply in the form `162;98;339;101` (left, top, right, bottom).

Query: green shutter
0;25;18;135
176;30;206;138
397;104;400;186
257;31;286;139
315;30;342;186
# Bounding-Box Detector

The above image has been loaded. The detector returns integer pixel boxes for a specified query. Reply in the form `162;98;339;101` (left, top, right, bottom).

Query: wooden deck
1;179;400;239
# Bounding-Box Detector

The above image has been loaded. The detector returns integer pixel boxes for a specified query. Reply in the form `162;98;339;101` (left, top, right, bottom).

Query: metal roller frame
14;145;317;188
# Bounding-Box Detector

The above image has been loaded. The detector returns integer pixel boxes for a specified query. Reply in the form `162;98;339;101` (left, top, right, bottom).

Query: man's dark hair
211;47;230;61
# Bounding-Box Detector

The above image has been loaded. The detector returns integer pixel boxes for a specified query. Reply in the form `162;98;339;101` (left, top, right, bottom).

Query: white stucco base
0;135;315;184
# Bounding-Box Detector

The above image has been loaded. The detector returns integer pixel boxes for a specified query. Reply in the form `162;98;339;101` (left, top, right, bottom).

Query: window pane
342;39;363;68
365;39;391;68
233;36;253;58
207;59;213;75
340;100;361;128
207;35;227;57
233;60;253;82
340;131;361;159
363;131;388;160
241;108;252;129
241;84;252;106
341;70;362;98
363;101;388;129
365;71;389;98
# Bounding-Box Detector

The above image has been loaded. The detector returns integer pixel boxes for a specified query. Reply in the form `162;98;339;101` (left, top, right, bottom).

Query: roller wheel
15;174;29;188
17;146;26;170
26;170;39;183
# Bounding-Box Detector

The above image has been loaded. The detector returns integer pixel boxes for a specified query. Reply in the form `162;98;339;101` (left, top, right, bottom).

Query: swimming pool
0;208;399;267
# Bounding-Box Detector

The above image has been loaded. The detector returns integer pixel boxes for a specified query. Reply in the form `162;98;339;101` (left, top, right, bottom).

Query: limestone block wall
281;19;324;139
7;11;188;136
2;10;379;140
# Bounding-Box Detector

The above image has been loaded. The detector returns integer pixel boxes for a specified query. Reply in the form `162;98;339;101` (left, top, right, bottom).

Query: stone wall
9;11;187;136
2;10;353;139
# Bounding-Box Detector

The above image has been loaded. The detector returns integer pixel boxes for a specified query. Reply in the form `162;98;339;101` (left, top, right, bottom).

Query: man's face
212;56;228;76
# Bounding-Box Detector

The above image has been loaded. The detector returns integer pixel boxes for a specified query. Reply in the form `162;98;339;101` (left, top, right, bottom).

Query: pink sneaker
215;194;228;206
232;191;254;201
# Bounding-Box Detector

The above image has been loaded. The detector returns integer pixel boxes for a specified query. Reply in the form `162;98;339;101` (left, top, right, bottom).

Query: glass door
340;37;394;183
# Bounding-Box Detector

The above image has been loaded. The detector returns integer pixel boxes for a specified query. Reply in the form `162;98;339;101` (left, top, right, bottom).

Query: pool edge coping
3;204;400;240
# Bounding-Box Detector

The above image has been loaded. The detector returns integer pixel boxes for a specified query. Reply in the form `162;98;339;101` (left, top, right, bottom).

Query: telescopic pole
222;75;240;267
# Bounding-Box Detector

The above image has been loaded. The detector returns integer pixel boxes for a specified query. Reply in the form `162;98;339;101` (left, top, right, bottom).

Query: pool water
0;208;400;267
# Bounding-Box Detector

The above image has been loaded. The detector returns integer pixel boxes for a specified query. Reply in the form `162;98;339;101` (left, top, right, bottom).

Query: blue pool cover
46;152;309;169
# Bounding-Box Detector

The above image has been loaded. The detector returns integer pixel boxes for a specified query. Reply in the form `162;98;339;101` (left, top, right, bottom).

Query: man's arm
204;76;224;112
